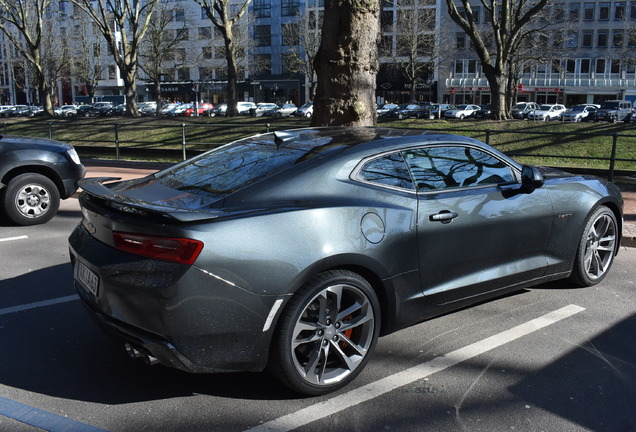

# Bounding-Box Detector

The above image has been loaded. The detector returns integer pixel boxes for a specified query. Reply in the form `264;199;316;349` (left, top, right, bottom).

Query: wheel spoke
328;339;359;371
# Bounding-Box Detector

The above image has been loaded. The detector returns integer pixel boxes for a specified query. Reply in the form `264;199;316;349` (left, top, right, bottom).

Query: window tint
358;153;414;190
404;146;515;192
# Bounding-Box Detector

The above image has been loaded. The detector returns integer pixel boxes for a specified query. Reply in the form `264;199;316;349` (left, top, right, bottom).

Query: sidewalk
82;160;636;248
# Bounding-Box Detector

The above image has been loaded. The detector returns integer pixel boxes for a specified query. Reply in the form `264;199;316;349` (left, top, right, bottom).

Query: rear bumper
69;225;281;374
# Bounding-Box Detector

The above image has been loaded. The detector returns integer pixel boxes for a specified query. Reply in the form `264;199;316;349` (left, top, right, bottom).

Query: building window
467;59;477;73
175;8;185;22
254;25;271;46
201;7;207;19
380;35;393;56
381;11;394;31
202;46;213;59
599;2;610;19
454;60;463;74
555;3;565;20
281;0;299;16
613;30;624;47
583;2;595;19
565;59;576;73
472;6;481;23
580;59;591;74
253;0;271;18
108;65;117;79
595;59;606;75
282;23;299;46
456;33;466;49
629;30;636;47
566;31;578;48
582;30;593;47
569;2;580;20
177;68;190;81
630;1;636;18
610;59;620;74
198;27;211;39
254;54;271;73
597;30;608;47
615;2;626;19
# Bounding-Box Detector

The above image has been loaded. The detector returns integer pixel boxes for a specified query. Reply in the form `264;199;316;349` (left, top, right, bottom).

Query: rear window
152;133;345;199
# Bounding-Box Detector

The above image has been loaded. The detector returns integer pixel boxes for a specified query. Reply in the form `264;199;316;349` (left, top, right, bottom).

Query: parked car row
377;100;634;123
0;105;44;117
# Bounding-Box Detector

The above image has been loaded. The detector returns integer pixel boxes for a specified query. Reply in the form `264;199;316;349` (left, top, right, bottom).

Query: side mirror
521;165;544;190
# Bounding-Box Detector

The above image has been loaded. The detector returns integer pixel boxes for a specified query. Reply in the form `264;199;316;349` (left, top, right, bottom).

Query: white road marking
0;295;78;316
245;304;585;432
0;235;28;243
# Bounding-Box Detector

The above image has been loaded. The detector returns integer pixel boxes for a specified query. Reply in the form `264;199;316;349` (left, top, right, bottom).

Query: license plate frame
75;260;99;297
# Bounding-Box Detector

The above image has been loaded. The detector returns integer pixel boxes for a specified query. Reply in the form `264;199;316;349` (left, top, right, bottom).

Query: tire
569;206;618;287
269;270;380;395
1;173;60;225
459;114;465;119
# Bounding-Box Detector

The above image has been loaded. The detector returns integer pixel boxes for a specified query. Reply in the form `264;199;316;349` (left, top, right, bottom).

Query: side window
404;146;515;192
357;152;415;190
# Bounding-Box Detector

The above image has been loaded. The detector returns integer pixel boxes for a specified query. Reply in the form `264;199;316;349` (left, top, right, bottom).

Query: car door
404;145;554;305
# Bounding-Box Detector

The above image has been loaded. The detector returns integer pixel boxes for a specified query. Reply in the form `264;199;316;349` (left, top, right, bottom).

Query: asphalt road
1;198;635;432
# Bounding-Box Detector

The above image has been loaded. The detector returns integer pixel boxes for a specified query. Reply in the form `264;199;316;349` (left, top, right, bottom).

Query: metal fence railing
3;120;635;181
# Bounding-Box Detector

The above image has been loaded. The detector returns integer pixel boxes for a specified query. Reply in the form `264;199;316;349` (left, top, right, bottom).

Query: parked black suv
594;100;633;122
0;135;85;225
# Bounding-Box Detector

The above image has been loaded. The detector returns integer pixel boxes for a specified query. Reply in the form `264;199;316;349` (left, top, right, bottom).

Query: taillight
113;232;203;265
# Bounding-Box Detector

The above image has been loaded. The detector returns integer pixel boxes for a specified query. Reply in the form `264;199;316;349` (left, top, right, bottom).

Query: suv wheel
1;173;60;225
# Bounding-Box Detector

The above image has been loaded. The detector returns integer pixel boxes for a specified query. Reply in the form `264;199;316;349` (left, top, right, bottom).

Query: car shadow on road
0;264;301;404
508;313;636;430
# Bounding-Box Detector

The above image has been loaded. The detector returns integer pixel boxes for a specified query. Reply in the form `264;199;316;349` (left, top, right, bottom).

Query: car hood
0;134;74;153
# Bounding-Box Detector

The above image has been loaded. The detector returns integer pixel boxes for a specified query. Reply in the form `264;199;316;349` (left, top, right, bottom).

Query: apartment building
445;0;636;106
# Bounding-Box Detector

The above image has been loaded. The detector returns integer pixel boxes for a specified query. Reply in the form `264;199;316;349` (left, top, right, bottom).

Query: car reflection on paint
68;127;623;395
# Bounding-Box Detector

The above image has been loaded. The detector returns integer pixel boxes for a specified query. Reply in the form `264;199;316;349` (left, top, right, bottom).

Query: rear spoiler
78;177;224;222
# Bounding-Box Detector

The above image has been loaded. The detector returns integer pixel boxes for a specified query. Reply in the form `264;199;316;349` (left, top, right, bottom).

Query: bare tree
312;0;380;126
444;0;550;119
0;0;69;115
139;3;190;115
194;0;251;117
70;0;160;116
69;15;109;104
281;12;322;101
391;2;437;102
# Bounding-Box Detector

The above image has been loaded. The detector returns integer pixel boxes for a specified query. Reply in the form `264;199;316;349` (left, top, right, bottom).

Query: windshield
570;106;585;112
539;105;553;110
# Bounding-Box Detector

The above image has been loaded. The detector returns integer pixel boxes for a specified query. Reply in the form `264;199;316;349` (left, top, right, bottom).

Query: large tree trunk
122;66;140;117
224;25;239;117
39;80;55;116
311;0;380;127
483;65;506;120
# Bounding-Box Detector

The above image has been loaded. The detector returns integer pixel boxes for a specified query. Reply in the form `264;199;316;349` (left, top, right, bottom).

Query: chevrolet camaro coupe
69;127;623;395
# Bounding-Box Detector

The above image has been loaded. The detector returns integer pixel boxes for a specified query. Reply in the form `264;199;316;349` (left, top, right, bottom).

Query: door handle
429;210;458;224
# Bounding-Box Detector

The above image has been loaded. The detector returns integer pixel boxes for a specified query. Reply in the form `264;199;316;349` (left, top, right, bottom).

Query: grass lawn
2;115;635;172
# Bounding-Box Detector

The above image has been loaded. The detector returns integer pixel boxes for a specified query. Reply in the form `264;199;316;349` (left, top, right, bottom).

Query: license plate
75;261;99;296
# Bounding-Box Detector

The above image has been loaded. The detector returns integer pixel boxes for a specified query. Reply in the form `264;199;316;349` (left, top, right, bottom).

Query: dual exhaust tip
124;343;159;366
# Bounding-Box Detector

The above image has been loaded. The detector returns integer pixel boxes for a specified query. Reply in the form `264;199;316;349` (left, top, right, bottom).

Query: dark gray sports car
68;127;623;395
